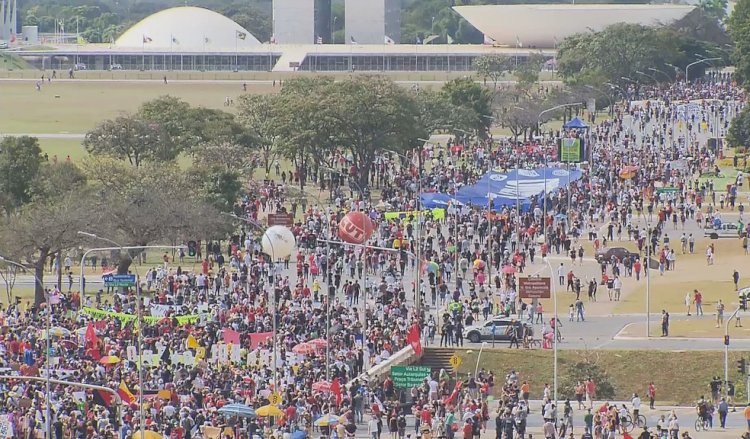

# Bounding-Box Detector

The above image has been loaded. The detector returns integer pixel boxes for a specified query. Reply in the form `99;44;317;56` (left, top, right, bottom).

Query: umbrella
132;431;162;439
314;414;340;427
218;403;257;418
40;327;71;338
308;338;328;348
312;380;331;392
59;340;78;350
99;356;120;365
292;343;315;355
256;404;284;417
427;261;439;273
290;431;308;439
502;265;516;274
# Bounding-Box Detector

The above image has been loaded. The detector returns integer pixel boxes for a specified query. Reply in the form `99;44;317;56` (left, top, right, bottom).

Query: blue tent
421;167;582;212
563;117;588;130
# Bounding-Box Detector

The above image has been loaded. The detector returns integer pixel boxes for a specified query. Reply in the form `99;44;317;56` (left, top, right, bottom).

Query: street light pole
77;232;184;439
648;67;672;83
0;256;49;439
685;57;722;83
543;257;558;406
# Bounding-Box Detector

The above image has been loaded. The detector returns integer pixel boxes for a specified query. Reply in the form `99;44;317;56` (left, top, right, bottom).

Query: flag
350;35;357;44
444;381;463;405
76;34;87;45
407;323;423;356
236;31;247;40
160;345;171;365
483;34;495;45
415;36;422;44
447;35;454;45
316;36;323;44
142;35;152;43
117;381;136;404
249;332;273;349
186;334;199;349
171;35;178;44
223;328;240;345
10;34;16;44
331;378;342;406
92;389;113;408
423;35;439;45
516;35;522;48
384;35;395;45
203;36;210;44
270;34;277;44
85;322;98;347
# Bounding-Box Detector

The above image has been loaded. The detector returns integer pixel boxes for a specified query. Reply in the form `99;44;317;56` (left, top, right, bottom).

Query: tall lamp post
0;255;50;439
635;70;659;84
77;232;184;439
542;256;559;406
648;67;672;83
685;57;722;83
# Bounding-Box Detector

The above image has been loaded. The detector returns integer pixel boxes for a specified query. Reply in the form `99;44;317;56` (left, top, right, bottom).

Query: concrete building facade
345;0;401;45
0;0;18;42
273;0;315;44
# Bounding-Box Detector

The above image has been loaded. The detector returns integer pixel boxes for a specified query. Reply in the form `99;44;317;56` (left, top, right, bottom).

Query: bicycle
694;416;710;432
525;337;542;349
621;413;647;432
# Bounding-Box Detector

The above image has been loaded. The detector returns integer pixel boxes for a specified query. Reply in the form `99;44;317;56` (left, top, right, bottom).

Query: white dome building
116;6;261;50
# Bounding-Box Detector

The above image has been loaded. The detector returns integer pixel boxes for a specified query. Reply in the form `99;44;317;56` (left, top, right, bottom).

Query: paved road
0;133;85;139
0;77;563;86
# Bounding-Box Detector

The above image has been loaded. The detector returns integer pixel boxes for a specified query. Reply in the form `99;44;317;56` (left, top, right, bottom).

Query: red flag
330;378;342;406
444;381;463;405
117;380;136;404
407;323;422;356
85;322;98;347
223;328;241;345
249;332;273;349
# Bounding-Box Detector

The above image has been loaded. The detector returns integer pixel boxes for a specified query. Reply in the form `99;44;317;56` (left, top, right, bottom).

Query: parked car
464;317;532;343
0;41;8;49
738;286;750;301
704;222;741;239
595;246;631;263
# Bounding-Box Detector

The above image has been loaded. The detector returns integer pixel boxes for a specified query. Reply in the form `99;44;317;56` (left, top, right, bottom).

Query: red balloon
338;211;374;244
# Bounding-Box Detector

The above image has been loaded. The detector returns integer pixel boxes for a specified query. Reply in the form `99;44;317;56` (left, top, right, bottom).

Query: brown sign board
267;213;294;227
519;277;551;299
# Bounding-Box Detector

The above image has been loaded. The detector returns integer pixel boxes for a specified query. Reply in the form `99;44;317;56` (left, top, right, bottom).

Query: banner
0;415;13;438
384;208;445;222
249;332;273;349
80;307;202;326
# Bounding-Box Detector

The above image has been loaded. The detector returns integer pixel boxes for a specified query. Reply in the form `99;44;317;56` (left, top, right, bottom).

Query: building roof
116;6;261;49
453;4;694;48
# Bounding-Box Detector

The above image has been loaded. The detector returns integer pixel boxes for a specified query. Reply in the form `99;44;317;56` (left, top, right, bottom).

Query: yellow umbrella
99;356;121;365
256;404;284;417
132;431;163;439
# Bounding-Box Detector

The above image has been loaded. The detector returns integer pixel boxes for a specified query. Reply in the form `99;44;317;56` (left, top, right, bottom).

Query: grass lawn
38;138;88;162
456;348;750;405
0;80;278;133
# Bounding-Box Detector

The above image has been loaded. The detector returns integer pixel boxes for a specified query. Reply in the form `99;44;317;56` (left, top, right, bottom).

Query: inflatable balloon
338;211;375;244
262;226;296;260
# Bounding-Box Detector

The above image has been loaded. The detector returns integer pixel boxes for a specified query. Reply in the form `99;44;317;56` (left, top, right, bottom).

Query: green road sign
391;365;431;388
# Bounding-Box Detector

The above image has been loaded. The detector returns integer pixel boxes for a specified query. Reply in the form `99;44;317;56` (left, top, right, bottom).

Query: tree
0;136;44;213
1;191;94;304
730;0;750;89
559;353;616;400
514;52;545;89
558;22;723;86
441;77;492;137
700;0;729;23
83;115;177;167
473;54;513;89
727;106;750;149
81;157;233;274
324;75;424;190
0;263;18;305
237;94;282;176
31;161;87;201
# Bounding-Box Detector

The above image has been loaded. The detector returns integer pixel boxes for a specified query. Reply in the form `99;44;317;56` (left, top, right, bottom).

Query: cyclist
696;396;708;425
631;393;642;419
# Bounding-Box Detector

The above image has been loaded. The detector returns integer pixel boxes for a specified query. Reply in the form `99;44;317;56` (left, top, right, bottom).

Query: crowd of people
0;71;746;439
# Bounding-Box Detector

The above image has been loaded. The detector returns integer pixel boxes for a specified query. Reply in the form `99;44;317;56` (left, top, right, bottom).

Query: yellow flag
195;347;206;361
187;334;198;349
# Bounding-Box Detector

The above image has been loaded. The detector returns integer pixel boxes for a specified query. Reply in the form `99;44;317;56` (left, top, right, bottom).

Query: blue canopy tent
421;167;582;211
563;117;588;130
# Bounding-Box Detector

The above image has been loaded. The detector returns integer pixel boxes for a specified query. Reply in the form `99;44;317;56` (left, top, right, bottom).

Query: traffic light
187;240;197;257
737;358;746;375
